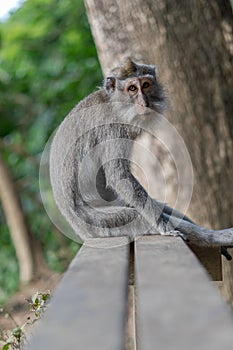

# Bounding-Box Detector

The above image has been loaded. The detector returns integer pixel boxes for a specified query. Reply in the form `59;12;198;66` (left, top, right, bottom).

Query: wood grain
135;235;233;350
28;237;130;350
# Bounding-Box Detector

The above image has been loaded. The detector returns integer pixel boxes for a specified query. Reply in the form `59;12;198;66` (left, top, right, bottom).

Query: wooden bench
27;235;233;350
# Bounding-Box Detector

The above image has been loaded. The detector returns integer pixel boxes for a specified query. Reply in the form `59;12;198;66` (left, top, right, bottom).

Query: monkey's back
50;89;149;240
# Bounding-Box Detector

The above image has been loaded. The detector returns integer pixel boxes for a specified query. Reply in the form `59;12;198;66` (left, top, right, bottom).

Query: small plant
28;291;51;319
0;315;29;350
0;291;51;350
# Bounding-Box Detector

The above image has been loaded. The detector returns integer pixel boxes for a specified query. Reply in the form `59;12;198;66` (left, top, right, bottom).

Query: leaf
31;291;39;304
42;292;50;301
12;326;22;340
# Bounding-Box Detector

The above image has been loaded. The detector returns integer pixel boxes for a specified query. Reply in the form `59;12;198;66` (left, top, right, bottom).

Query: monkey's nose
138;101;149;108
137;100;149;108
136;104;150;115
136;93;148;108
140;95;149;107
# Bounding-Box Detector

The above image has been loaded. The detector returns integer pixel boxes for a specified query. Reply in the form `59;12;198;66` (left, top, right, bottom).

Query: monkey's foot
160;230;180;237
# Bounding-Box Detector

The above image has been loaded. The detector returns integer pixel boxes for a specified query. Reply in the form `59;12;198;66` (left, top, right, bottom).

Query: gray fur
50;60;233;251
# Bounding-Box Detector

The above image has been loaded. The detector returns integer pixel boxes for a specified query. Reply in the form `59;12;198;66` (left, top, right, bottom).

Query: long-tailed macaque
50;58;233;259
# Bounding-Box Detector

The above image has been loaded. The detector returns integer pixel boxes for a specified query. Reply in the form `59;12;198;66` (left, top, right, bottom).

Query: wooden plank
125;285;136;350
188;244;222;281
135;235;233;350
125;243;136;350
28;237;130;350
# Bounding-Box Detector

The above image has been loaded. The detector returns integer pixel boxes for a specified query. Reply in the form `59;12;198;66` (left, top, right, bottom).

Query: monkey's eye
128;85;138;92
142;81;150;89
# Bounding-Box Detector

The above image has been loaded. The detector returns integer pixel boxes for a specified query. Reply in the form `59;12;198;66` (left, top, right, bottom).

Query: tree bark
0;151;34;283
85;0;233;301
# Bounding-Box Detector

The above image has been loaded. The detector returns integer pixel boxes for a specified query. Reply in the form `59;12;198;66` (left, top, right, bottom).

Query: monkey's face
122;76;156;115
105;74;166;124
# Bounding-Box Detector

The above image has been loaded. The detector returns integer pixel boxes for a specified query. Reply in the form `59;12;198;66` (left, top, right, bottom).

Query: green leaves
0;0;102;134
0;0;100;303
0;290;51;349
30;291;51;318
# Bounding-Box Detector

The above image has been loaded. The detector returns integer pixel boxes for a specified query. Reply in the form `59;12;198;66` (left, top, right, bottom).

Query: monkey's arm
103;159;164;221
103;160;233;248
103;159;191;229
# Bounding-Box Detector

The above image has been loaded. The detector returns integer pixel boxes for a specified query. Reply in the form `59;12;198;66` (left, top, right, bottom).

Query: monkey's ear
153;65;158;77
104;76;116;93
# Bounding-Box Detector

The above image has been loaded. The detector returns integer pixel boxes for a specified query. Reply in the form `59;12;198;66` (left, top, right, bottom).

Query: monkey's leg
103;161;233;249
156;201;195;224
103;160;196;238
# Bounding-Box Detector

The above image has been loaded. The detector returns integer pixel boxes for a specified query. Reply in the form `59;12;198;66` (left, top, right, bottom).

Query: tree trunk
85;0;233;301
0;151;34;283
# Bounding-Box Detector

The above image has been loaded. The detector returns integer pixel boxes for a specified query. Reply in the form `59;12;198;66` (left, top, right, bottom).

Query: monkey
50;58;233;259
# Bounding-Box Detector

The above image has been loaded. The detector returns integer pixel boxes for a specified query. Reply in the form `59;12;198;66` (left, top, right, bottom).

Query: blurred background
0;0;102;305
0;0;233;314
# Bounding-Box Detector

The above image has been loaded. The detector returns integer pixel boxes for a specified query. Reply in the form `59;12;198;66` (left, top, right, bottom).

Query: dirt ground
0;269;62;346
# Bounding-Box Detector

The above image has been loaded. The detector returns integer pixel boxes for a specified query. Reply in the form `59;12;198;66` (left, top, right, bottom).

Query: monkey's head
104;58;167;121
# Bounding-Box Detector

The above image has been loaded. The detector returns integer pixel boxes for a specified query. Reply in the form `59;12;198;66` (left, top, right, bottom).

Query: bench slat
28;237;130;350
135;235;233;350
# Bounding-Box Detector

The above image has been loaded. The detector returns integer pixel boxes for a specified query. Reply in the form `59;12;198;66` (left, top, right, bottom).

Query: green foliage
0;0;102;302
29;291;51;318
0;290;51;349
0;226;19;304
0;0;102;136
